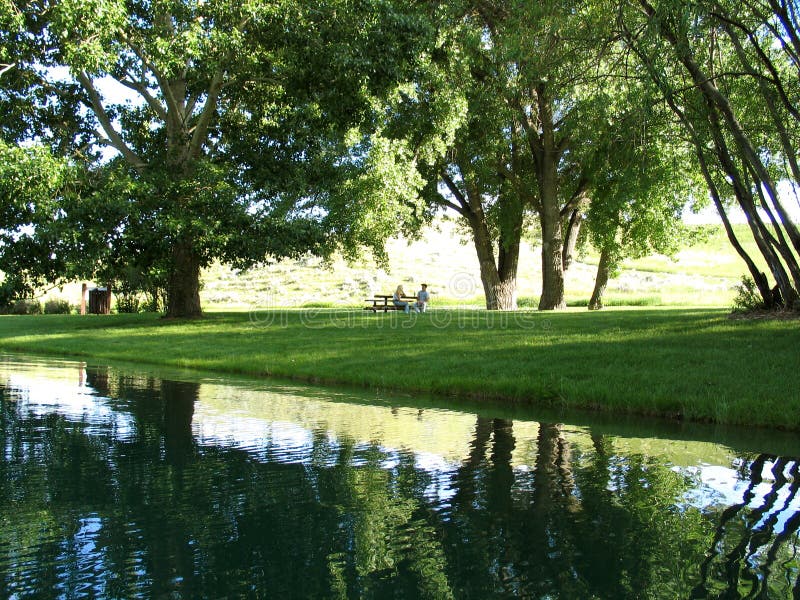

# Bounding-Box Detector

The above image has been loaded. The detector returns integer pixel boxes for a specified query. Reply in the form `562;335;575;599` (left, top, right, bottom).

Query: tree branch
118;77;168;121
120;32;184;122
560;177;589;217
185;66;225;161
185;90;202;118
183;15;252;161
76;71;146;169
439;170;470;216
710;8;800;121
435;190;466;215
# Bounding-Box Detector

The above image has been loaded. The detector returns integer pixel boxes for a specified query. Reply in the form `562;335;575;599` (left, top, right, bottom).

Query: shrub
116;292;141;313
517;296;539;308
44;298;72;314
10;299;42;315
731;276;765;313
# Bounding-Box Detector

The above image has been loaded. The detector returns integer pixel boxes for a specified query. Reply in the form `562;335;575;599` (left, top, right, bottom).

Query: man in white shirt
415;283;430;313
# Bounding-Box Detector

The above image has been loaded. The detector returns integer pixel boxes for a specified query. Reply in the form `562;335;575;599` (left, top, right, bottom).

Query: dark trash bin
88;287;111;314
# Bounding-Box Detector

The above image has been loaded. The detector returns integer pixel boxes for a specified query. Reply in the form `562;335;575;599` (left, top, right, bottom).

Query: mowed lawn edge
0;308;797;430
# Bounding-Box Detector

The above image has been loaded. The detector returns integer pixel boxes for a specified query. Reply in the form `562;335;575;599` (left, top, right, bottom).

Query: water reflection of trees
443;419;712;598
692;455;800;599
1;375;799;599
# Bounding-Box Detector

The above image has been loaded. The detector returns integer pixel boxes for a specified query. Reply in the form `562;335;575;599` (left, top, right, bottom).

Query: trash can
88;287;111;314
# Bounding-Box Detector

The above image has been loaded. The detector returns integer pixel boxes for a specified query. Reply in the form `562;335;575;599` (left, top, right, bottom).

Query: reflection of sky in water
679;463;800;534
195;407;462;503
5;372;135;439
196;416;316;462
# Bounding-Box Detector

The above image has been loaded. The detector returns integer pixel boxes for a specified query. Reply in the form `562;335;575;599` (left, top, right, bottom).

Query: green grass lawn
1;307;797;430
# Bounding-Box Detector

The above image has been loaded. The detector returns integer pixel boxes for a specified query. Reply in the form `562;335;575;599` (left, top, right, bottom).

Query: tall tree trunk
703;102;799;305
562;209;583;271
166;238;202;318
621;3;795;309
534;88;566;310
468;214;504;310
641;0;800;258
696;149;775;304
463;194;521;311
539;202;566;310
470;238;519;311
722;21;800;189
639;0;800;309
588;246;613;310
495;208;524;310
441;164;522;311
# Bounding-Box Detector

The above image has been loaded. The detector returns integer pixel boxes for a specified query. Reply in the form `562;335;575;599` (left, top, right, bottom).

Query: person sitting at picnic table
393;285;415;313
416;283;430;313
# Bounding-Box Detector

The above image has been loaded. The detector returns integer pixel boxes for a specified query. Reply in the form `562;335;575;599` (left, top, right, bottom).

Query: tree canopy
1;0;798;314
0;0;434;316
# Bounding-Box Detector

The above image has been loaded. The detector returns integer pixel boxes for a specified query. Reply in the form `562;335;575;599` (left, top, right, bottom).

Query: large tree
1;0;429;317
581;71;702;310
412;15;527;311
618;0;800;310
465;1;623;310
388;1;618;310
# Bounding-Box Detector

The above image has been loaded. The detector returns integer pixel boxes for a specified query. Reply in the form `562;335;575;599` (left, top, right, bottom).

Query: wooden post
80;283;87;315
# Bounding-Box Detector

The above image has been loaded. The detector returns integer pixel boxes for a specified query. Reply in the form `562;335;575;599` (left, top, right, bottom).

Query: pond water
1;353;798;599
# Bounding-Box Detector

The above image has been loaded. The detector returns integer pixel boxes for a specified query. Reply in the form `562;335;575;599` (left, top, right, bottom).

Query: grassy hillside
18;221;756;311
202;221;749;311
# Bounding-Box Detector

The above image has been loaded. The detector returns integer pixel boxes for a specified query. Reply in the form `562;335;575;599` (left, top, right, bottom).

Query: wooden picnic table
364;294;418;313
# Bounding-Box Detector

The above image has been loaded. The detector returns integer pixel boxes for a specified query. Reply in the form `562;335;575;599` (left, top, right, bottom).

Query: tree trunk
493;278;518;311
639;0;800;307
641;0;800;257
697;151;775;305
539;205;566;310
702;102;799;305
495;210;523;310
622;5;797;309
562;209;583;271
588;247;612;310
469;215;504;310
467;208;520;311
166;239;202;318
640;45;780;308
534;87;566;311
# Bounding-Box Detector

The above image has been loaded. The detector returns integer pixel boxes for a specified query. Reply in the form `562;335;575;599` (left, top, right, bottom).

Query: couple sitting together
393;284;429;314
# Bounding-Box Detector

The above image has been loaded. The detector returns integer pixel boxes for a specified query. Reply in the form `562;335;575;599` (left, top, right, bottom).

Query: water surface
1;354;798;598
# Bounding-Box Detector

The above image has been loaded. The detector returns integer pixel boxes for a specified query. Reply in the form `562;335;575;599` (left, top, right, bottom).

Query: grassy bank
1;308;798;430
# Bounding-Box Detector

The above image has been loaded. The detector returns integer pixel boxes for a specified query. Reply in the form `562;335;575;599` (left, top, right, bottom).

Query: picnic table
364;294;418;313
